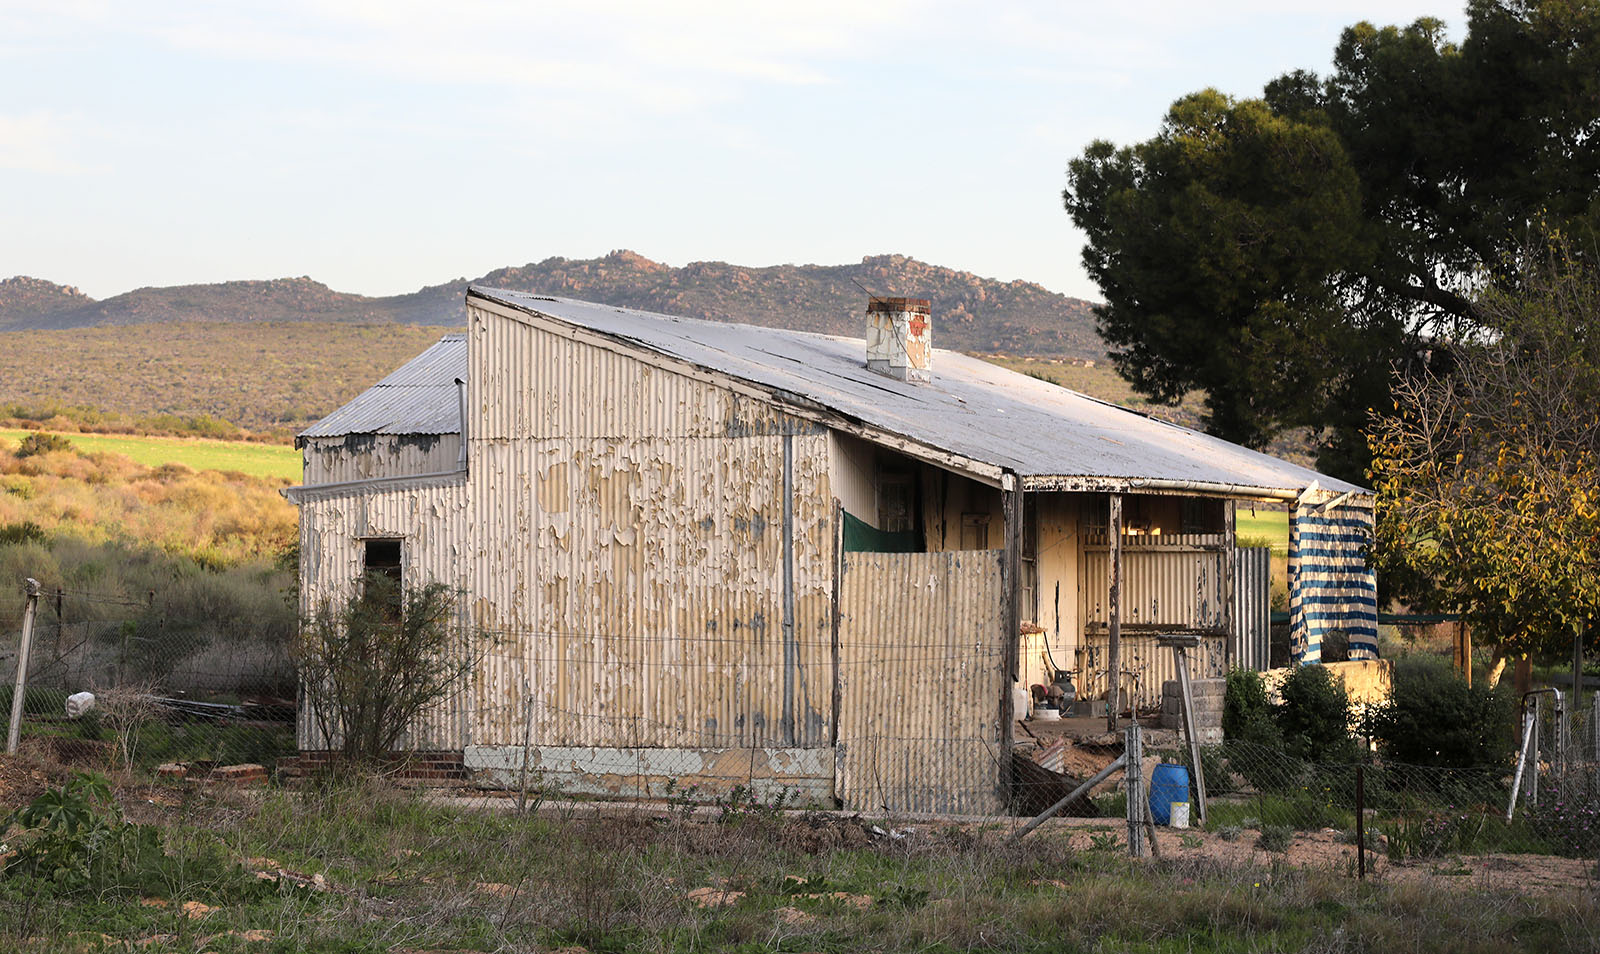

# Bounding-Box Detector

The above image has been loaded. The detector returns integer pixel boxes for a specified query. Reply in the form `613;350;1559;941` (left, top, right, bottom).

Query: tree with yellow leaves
1369;235;1599;685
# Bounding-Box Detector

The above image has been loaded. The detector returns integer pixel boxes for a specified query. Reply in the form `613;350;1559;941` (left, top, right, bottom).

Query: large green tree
1064;1;1600;480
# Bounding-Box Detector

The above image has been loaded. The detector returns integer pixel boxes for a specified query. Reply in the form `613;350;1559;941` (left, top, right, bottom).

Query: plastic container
1170;801;1190;829
1149;763;1190;826
1012;684;1032;721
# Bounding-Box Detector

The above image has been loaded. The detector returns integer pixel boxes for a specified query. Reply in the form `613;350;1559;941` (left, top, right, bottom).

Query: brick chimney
865;297;932;384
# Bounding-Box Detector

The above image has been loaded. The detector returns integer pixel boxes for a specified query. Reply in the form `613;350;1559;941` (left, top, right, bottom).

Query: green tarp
842;511;921;553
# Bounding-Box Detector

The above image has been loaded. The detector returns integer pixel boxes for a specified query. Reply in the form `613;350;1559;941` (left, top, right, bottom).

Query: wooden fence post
1125;722;1147;857
6;579;42;755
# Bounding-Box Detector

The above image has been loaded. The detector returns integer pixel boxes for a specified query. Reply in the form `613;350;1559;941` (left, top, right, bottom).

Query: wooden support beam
1172;642;1208;827
1107;494;1123;733
1223;498;1236;668
1001;479;1022;801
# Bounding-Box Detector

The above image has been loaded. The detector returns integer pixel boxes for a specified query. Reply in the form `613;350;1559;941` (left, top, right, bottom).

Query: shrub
1257;825;1293;853
1278;664;1355;763
1383;811;1484;860
1222;667;1271;741
297;576;478;762
1368;656;1517;768
1524;799;1600;858
0;520;45;544
14;432;74;458
1223;668;1298;792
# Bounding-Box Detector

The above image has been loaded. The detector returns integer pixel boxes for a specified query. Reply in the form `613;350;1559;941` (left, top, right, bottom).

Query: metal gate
835;550;1006;815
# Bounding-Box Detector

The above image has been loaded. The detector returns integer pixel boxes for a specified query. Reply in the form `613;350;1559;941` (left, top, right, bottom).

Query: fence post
1355;763;1366;880
1125;722;1147;857
516;678;534;814
6;578;42;755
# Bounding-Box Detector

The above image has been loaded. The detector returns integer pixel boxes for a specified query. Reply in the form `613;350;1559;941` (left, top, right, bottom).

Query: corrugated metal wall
1080;533;1228;630
296;478;471;750
465;303;836;752
1076;633;1229;711
301;434;462;485
1231;547;1271;670
836;550;1005;815
1076;541;1271;708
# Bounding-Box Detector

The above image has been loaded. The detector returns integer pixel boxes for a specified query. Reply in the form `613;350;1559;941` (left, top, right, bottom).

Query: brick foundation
278;750;467;782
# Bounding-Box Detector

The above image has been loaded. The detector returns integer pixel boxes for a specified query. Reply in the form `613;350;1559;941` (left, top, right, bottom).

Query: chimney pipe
455;377;468;470
865;297;932;384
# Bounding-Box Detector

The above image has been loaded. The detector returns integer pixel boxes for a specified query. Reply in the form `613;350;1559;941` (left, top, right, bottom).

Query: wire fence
2;586;297;773
4;584;1597;883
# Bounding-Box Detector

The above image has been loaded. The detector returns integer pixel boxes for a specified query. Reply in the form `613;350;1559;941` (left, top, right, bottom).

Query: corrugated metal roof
468;289;1365;496
299;333;465;438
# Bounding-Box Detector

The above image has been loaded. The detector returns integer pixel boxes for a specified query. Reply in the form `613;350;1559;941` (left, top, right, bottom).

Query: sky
1;1;1460;303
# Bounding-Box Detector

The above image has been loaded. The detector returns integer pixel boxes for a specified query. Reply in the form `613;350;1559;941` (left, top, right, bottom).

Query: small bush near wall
1222;667;1273;742
1278;664;1356;763
1369;656;1517;769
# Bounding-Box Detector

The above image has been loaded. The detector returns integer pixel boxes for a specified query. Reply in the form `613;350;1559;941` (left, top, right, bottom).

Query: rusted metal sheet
301;434;462;485
295;477;471;751
464;303;835;754
836;550;1005;815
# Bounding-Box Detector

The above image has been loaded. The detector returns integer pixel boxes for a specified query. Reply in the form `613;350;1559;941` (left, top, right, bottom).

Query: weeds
1257;825;1294;853
1;765;1596;954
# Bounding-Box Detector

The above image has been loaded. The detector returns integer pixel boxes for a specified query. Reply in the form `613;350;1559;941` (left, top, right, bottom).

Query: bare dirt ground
1020;818;1598;894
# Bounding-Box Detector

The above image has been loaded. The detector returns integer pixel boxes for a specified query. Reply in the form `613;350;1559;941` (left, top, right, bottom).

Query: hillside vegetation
0;433;295;642
0;325;1132;440
0;435;294;569
0;322;446;437
0;250;1102;357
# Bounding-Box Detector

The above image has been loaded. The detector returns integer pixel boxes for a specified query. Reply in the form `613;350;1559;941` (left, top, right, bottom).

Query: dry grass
0;439;294;569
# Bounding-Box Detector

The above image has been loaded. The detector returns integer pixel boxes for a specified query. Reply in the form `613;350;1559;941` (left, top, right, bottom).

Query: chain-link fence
2;583;296;775
5;581;1596;884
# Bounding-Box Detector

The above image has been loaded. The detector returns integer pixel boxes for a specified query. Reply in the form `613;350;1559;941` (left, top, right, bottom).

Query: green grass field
1236;507;1290;552
0;430;299;481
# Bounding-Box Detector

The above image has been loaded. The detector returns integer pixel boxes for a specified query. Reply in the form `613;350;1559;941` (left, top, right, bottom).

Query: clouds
0;112;97;175
0;1;1470;301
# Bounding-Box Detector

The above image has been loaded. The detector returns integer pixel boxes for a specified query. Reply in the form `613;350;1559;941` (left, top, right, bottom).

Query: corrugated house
284;289;1375;814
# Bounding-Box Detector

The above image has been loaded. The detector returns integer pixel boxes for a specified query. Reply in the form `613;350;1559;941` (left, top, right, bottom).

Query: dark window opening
1180;498;1223;535
363;538;403;617
960;512;990;550
877;473;917;535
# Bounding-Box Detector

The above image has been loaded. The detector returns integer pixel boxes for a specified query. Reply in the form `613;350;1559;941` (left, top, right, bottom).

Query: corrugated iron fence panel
1075;543;1271;709
1076;633;1229;711
1079;537;1227;631
837;550;1005;815
1231;547;1271;671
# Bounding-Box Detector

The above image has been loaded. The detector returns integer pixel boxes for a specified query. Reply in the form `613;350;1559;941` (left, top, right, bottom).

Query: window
877;472;917;535
960;512;990;550
1180;498;1222;534
363;538;403;618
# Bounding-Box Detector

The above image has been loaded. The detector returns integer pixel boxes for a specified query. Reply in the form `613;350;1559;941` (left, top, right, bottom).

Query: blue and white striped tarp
1288;497;1378;664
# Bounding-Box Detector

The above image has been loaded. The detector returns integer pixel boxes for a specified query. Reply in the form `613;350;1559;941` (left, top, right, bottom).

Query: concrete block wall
1160;677;1224;745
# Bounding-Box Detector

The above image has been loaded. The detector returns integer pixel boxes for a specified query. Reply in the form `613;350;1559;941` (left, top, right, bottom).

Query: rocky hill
0;276;94;317
2;252;1102;358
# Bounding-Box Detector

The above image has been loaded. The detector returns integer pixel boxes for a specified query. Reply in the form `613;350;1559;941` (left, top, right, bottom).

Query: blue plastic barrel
1149;763;1190;825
